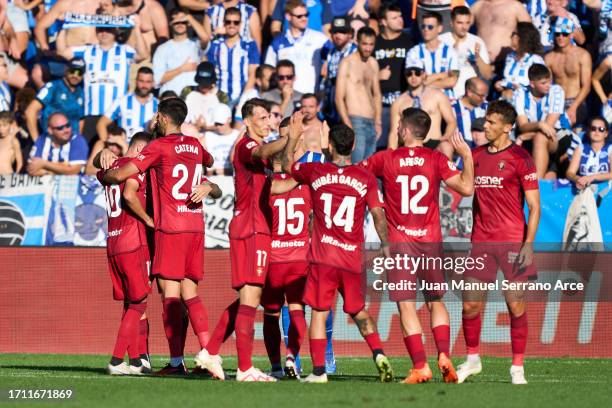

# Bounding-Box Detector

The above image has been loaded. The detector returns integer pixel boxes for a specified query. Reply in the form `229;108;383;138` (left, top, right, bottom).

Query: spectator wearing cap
406;11;459;99
24;57;85;143
265;0;328;94
566;116;612;189
27;112;89;176
204;0;262;51
513;63;569;178
206;7;260;109
261;59;303;118
439;6;492;98
544;17;592;128
538;0;585;50
270;0;330;36
203;103;240;175
374;5;414;149
452;77;489;147
185;61;222;132
153;8;209;96
321;15;357;123
57;19;149;143
96;66;158;144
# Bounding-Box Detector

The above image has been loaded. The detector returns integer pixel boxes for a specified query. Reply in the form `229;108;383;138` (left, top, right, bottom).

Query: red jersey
269;173;311;263
361;146;459;242
229;135;272;239
132;134;210;234
98;157;148;256
291;162;383;273
472;143;539;243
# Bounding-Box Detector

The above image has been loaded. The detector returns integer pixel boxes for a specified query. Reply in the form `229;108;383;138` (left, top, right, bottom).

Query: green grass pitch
1;354;610;408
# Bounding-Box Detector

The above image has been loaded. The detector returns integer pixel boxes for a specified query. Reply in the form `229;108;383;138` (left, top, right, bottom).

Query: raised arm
103;161;140;184
444;131;474;196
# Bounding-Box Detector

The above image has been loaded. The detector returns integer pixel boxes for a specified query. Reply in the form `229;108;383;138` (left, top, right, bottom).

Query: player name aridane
271;240;306;248
321;234;357;251
174;144;199;155
311;174;367;197
177;205;202;213
371;279;584;292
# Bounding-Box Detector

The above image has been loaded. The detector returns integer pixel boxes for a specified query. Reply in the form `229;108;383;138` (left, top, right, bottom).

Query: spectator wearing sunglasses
24;57;85;143
538;0;585;50
544;18;592;128
27;112;89;176
261;59;303;118
204;0;262;51
406;11;459;99
265;0;328;94
566;117;612;190
206;7;260;109
270;0;329;36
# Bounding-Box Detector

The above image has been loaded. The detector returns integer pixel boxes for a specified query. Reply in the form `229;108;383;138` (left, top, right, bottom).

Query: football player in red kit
456;100;540;385
101;98;221;376
98;132;153;375
361;108;474;384
195;98;289;382
282;115;394;383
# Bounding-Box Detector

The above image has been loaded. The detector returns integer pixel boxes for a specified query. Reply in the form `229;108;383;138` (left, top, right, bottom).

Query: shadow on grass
2;365;106;375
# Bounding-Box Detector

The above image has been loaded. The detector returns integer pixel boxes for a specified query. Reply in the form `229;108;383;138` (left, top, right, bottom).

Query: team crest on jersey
498;161;506;171
409;149;414;156
257;267;263;276
338;168;343;174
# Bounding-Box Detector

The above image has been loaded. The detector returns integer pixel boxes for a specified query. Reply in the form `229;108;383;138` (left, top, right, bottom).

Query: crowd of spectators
0;0;610;187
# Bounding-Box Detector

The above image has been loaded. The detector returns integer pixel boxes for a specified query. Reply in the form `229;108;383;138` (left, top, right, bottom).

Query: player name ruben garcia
311;174;367;197
372;279;585;292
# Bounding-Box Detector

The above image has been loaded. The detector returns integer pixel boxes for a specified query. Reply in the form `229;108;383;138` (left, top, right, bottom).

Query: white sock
170;357;184;367
467;354;480;364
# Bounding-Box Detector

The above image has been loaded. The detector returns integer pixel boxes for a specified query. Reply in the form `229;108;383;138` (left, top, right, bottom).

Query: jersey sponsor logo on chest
475;176;504;188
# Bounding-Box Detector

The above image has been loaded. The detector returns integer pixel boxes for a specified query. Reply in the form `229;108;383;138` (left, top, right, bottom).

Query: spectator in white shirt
439;6;492;98
152;8;209;95
264;0;328;94
204;103;240;175
185;62;222;133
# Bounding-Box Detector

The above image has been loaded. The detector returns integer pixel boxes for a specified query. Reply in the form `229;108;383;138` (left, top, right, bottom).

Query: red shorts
387;242;447;302
108;246;151;302
464;243;537;283
152;231;204;281
261;261;309;311
303;263;365;315
230;233;272;289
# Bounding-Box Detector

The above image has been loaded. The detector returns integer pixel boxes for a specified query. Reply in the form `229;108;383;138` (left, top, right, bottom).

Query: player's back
269;172;311;262
98;157;148;256
292;161;382;273
134;134;205;233
229;135;272;239
472;143;538;243
362;146;459;242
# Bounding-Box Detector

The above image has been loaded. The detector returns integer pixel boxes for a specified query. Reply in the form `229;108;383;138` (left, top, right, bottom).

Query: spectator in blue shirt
567;116;612;189
27;112;89;176
24;57;85;143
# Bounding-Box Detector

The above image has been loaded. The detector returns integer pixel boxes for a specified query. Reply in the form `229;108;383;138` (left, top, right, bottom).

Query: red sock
462;312;482;355
180;306;189;355
138;318;149;356
162;297;184;358
310;338;327;375
207;299;240;355
184;297;210;348
235;305;257;372
364;333;384;355
432;324;450;357
510;312;528;366
287;310;306;357
113;303;146;360
404;334;427;369
263;313;281;366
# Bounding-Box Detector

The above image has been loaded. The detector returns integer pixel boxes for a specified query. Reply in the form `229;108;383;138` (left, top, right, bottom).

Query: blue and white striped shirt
72;43;135;116
452;99;488;145
406;42;459;98
325;41;357;83
105;93;158;142
0;81;11;111
525;0;547;30
501;52;546;91
207;1;257;43
29;133;89;165
578;143;612;177
206;37;260;102
513;84;566;128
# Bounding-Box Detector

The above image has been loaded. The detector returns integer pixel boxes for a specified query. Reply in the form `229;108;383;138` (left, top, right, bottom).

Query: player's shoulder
506;143;535;167
472;144;488;159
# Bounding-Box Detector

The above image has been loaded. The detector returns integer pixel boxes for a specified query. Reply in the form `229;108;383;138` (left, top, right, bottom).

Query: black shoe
154;362;189;376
